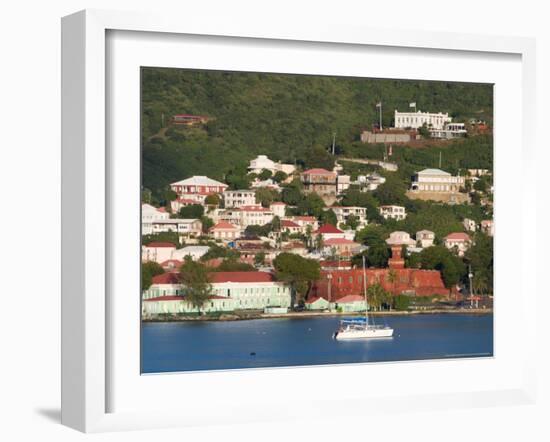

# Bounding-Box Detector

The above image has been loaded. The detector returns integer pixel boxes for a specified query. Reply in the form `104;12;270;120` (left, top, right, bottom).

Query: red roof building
210;271;274;284
315;224;343;234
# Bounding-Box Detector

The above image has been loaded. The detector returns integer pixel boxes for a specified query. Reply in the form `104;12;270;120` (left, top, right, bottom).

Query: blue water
141;314;493;373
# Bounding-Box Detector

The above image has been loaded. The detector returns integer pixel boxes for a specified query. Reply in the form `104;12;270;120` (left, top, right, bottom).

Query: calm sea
141;313;493;374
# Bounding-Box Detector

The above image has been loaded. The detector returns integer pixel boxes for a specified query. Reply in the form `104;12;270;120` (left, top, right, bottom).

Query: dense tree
200;243;240;261
393;294;411;311
179;259;212;314
213;259;255;272
141;261;165;290
255;188;279;207
258;169;273;181
142;232;180;246
366;283;391;311
254;252;266;266
273;253;321;307
178;204;204;219
297;193;326;218
204;194;221;207
200;216;214;233
464;232;493;294
418;246;466;288
272;171;288;183
320;209;338;226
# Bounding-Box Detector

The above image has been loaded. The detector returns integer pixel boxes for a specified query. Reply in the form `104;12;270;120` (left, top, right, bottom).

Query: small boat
333;256;394;340
333;317;393;340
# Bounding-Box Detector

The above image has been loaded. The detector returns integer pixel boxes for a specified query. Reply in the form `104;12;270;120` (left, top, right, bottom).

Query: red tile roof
281;220;300;228
302;168;336;175
145;242;177;248
323;238;358;245
315;224;343;234
336;294;365;303
209;271;275;284
445;232;471;241
210;221;239;230
151;272;181;285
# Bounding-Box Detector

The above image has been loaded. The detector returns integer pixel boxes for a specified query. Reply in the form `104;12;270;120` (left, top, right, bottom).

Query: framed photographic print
61;9;538;433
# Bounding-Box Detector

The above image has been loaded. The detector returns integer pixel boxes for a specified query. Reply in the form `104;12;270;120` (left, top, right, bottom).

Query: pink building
444;232;472;256
210;221;241;241
141;242;177;263
170;176;228;203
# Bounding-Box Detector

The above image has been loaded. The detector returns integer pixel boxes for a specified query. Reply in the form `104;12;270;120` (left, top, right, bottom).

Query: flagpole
379;102;382;130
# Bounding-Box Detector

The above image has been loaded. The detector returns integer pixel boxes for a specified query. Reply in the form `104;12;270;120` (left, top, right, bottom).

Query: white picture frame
61;9;538;433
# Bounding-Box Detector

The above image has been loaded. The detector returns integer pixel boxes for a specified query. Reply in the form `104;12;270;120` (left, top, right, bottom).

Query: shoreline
142;308;493;323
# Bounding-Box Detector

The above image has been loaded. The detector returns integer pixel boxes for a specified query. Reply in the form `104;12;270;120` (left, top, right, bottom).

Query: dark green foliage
273;253;321;305
200;216;214;233
142;232;180;246
212;259;255;272
141;261;165;290
255;188;279;207
418;246;466;288
200;243;240;261
297;193;326;218
258;169;273;181
178;204;204;219
465;233;493;294
244;223;273;237
141;68;493;200
179;259;212;312
320;209;338;226
393;294;411;311
272;171;288;183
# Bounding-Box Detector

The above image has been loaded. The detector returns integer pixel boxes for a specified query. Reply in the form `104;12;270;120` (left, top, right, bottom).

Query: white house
430;122;468;139
416;230;435;248
142;242;177;263
331;206;368;228
240;205;274;227
386;231;416;247
394;110;451;130
248;155;296;176
379;205;407;220
463;218;477;232
223;189;257;208
149;218;203;239
444;232;472;257
142;204;170;234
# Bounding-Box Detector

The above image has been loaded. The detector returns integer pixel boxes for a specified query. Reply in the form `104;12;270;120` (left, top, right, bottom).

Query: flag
376;102;381;108
409;102;416;108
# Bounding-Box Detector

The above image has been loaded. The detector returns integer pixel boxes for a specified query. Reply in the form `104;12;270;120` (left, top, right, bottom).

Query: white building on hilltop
379;205;407;221
331;206;368;228
410;168;465;192
248;155;296;176
394;110;451;130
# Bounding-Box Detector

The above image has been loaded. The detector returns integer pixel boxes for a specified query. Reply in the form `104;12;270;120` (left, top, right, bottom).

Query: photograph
139;68;494;374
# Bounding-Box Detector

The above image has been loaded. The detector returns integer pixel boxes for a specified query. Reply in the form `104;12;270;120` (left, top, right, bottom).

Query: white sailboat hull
335;327;394;340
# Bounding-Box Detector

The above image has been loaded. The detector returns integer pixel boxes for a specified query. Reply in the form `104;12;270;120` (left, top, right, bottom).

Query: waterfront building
301;168;338;205
394;110;451;130
305;296;330;311
386;231;416;247
147;218;202;239
209;221;241;241
248;155;296;176
379;205;407;221
142;271;292;314
142;204;170;234
142;241;177;263
416;230;435;248
223;189;257;208
332;295;367;312
170;176;228;203
443;232;472;257
331;206;368;228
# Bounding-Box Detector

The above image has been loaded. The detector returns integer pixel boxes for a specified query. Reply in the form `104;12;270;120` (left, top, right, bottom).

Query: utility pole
439;151;442;169
468;264;474;309
332;131;336;155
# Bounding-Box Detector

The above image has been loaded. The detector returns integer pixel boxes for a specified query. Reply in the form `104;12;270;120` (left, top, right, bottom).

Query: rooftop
302;168;336;175
417;168;451;176
151;273;181;285
210;271;275;284
315;224;344;234
171;175;227;187
445;232;471;241
211;221;240;230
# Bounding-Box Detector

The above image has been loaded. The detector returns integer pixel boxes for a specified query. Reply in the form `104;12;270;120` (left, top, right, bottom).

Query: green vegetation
273;253;321;306
141;261;165;290
141;68;492;200
179;258;212;313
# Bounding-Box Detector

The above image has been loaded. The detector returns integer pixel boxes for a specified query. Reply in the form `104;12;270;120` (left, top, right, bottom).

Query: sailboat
333;256;394;340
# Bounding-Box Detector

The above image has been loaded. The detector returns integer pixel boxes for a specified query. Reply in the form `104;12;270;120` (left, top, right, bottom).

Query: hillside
141;67;493;198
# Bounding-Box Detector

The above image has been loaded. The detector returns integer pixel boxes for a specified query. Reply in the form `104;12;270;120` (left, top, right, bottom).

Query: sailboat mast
362;255;368;321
